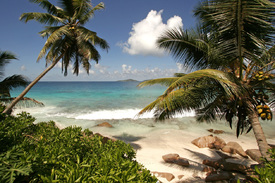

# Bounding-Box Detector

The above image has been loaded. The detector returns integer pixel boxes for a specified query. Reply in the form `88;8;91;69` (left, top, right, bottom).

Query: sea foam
75;109;195;120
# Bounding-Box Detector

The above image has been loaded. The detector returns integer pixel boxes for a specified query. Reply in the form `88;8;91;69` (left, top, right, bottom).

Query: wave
75;108;195;120
13;105;195;120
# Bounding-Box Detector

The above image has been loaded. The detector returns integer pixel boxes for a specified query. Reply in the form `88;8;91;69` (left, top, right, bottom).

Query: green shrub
253;148;275;183
0;112;158;182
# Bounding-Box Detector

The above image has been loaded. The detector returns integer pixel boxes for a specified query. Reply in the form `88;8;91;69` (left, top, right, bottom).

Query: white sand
134;129;275;183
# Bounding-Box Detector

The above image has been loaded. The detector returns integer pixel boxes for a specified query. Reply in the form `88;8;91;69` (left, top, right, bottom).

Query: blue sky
1;0;198;81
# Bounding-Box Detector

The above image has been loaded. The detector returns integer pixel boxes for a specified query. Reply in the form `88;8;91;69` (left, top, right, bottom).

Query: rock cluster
191;135;251;158
155;133;262;182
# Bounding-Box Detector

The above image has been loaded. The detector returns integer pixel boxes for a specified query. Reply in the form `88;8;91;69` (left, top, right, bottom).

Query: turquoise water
10;81;275;141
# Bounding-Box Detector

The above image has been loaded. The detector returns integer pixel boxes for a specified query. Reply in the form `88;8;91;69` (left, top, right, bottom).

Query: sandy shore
133;128;275;183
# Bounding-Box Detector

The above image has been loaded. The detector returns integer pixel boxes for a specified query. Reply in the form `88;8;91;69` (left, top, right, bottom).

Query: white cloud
20;65;26;71
122;10;183;56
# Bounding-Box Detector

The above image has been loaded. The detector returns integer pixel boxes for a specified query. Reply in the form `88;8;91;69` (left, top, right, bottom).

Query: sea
10;81;275;141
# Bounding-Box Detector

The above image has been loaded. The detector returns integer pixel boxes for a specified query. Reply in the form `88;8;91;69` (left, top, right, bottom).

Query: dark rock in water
207;129;225;134
222;142;248;158
97;122;113;128
162;153;190;167
246;149;262;163
207;129;214;132
213;130;225;134
152;172;175;182
205;171;232;182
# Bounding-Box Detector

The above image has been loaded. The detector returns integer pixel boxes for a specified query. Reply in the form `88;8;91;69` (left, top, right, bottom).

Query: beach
11;81;275;182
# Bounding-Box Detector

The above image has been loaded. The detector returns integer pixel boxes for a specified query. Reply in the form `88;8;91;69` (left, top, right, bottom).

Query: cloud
121;10;183;56
20;65;26;71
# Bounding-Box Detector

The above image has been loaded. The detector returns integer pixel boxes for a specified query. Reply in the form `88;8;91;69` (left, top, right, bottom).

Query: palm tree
138;0;275;158
0;51;28;100
2;0;109;114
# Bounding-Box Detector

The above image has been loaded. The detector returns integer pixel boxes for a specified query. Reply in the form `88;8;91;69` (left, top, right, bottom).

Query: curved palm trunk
2;60;59;114
248;105;271;159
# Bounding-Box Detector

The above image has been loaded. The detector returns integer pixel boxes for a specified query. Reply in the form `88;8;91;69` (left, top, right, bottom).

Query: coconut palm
3;0;109;114
0;51;28;100
138;0;275;158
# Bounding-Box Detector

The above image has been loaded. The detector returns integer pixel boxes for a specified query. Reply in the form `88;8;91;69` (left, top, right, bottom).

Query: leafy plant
253;149;275;183
0;112;157;182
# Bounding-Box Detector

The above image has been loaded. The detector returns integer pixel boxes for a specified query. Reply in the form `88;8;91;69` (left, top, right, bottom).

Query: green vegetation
253;149;275;183
138;0;275;158
0;107;157;182
3;0;109;114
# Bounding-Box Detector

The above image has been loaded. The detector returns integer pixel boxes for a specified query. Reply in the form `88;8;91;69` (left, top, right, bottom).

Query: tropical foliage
0;51;28;99
0;107;157;182
3;0;109;113
253;149;275;183
138;0;275;158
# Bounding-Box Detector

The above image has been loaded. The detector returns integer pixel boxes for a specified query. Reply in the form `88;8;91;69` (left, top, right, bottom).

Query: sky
0;0;199;81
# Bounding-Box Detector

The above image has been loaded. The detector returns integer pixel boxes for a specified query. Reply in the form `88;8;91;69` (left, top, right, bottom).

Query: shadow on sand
113;133;144;150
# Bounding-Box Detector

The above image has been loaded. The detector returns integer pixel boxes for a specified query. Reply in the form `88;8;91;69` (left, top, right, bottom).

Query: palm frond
78;2;105;24
20;12;64;25
29;0;63;17
0;75;29;97
0;51;18;78
138;77;181;88
165;69;240;98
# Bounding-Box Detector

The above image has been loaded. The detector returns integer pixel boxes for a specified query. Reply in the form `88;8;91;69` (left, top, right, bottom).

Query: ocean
10;81;275;141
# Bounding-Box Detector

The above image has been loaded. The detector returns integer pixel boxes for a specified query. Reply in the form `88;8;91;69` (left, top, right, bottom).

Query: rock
246;149;262;163
207;129;214;132
213;130;225;134
213;136;226;150
215;150;237;159
178;175;184;179
192;135;216;148
222;142;248;158
175;157;190;167
162;154;179;163
152;172;175;182
205;172;232;182
221;161;251;174
207;129;225;134
202;166;217;176
162;154;189;167
202;159;221;169
97;122;113;128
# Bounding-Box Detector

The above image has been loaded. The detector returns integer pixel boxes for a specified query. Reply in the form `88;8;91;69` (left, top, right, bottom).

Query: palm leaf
20;12;64;25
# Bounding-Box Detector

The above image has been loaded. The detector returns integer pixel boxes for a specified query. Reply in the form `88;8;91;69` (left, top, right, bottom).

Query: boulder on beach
162;153;190;167
222;142;248;158
191;135;216;148
96;122;113;128
152;172;175;182
205;171;232;182
246;149;262;163
212;136;227;150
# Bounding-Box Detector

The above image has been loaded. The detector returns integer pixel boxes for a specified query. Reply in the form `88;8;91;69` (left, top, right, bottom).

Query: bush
253;148;275;183
0;112;158;182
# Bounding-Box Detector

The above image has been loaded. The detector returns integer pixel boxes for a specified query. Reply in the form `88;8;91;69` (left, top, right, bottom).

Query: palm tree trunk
2;60;59;114
248;105;271;159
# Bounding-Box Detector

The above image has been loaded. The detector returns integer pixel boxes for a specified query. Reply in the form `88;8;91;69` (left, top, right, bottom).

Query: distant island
117;79;139;82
